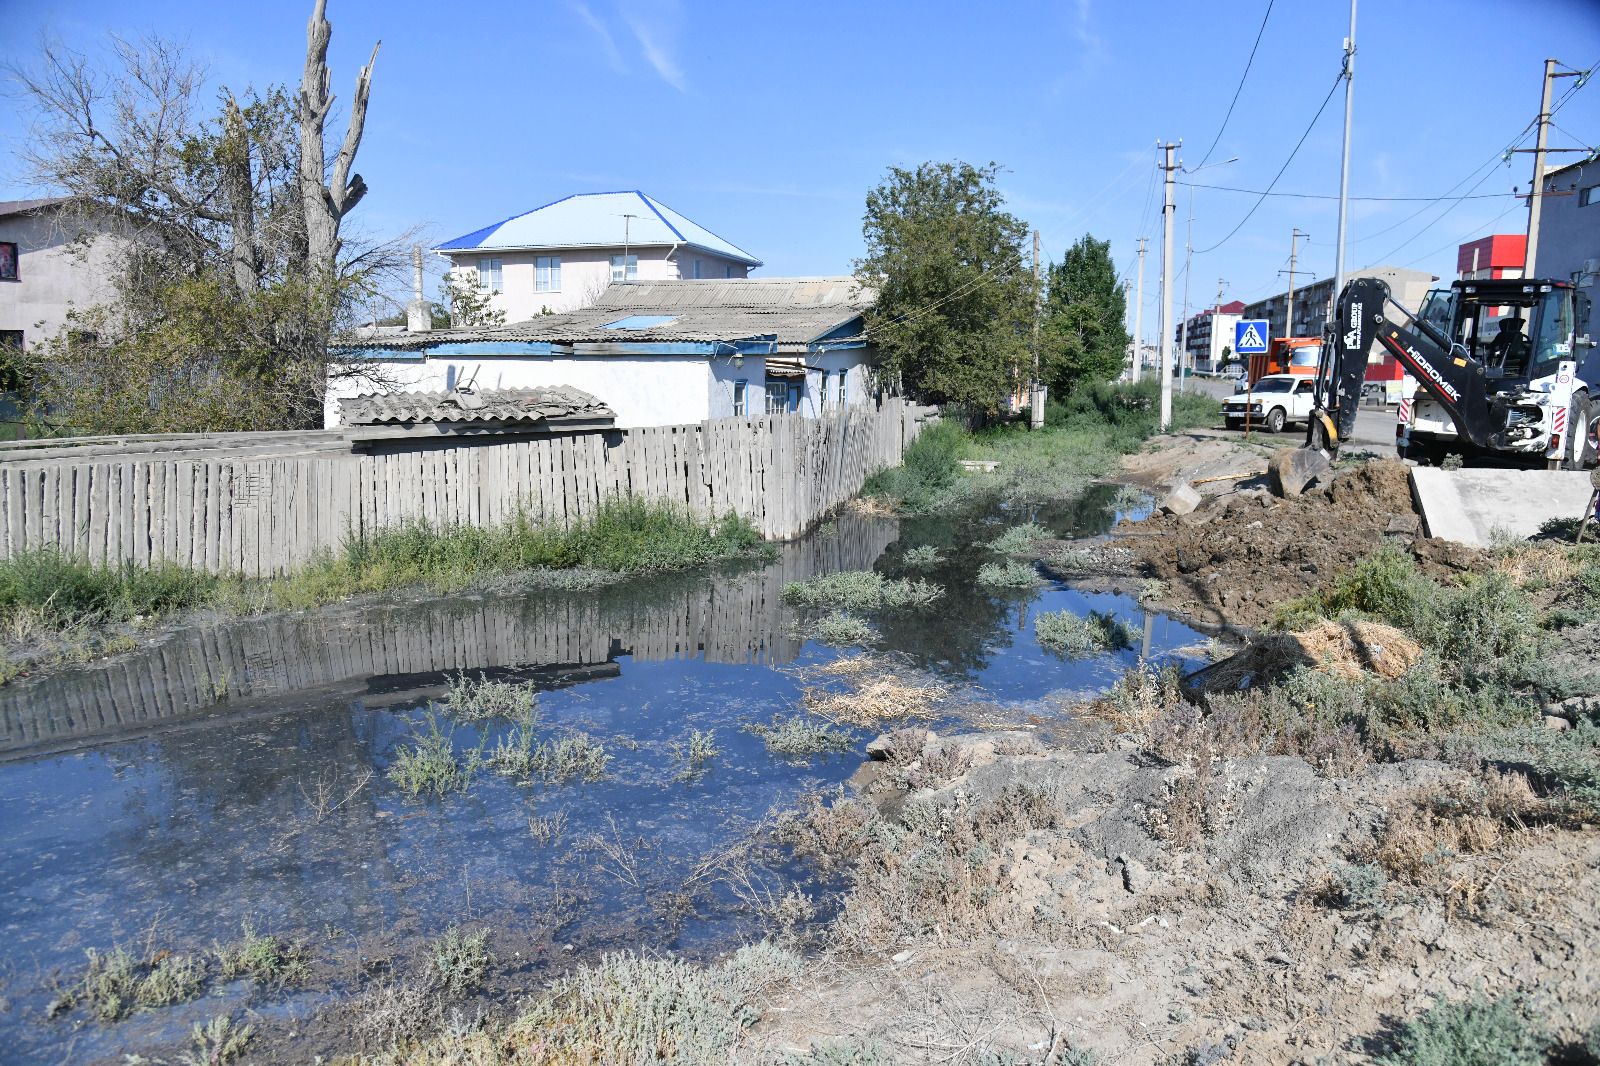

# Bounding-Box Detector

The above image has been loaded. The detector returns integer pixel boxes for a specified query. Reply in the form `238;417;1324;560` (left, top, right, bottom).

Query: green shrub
745;715;856;757
442;672;539;721
214;924;311;987
387;712;484;799
180;1015;252;1066
426;927;493;996
863;420;967;512
976;560;1040;589
987;522;1050;555
783;570;942;612
0;550;218;632
492;730;611;785
1471;721;1600;817
1036;609;1137;655
1324;861;1387;910
670;729;721;779
812;611;875;646
901;544;944;570
53;944;207;1022
1376;993;1544;1066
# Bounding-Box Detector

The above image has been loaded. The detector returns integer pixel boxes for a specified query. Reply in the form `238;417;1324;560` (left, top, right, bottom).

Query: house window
733;379;747;416
0;242;16;281
725;265;735;278
819;370;830;409
838;369;847;407
610;254;638;282
476;258;502;292
535;256;561;291
765;380;795;414
1582;185;1599;208
0;330;21;353
692;258;704;280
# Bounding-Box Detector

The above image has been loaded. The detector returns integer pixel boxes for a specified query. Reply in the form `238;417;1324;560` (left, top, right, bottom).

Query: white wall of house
0;210;121;350
444;246;751;321
327;354;717;429
708;355;768;419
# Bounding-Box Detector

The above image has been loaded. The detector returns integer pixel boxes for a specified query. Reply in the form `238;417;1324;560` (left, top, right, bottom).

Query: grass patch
744;715;856;757
387;712;484;800
492;729;611;785
214;924;312;987
442;672;539;720
900;544;944;570
987;522;1050;555
811;611;875;646
51;945;206;1022
1035;609;1137;656
783;570;941;612
0;550;218;636
976;559;1040;589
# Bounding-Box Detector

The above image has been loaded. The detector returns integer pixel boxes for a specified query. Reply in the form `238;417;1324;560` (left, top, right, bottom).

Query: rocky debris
1161;482;1203;516
1386;513;1422;536
1117;853;1152;894
1268;447;1333;498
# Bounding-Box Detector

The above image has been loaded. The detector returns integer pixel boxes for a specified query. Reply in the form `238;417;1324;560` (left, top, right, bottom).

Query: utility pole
1179;185;1194;395
1286;228;1308;335
1158;142;1179;431
1331;0;1357;309
621;213;639;280
1526;59;1557;277
1122;279;1133;376
1213;277;1226;369
1132;237;1147;383
1031;228;1044;428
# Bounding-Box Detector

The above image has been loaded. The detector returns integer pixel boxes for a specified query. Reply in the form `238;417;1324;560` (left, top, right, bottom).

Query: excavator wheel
1562;392;1591;471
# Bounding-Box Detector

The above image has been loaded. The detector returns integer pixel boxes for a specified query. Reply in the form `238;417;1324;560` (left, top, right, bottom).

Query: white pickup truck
1221;374;1317;433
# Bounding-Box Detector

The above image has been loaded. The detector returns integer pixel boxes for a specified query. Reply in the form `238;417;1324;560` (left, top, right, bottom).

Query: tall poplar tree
1041;234;1130;396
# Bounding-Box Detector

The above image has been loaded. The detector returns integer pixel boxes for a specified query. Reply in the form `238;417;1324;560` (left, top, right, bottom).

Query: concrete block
1161;482;1202;516
1409;467;1596;546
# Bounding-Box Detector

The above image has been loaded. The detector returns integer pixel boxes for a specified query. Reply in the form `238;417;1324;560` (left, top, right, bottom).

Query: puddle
0;495;1204;1063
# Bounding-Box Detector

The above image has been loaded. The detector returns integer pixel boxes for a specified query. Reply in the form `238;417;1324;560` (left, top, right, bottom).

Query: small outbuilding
329;276;877;430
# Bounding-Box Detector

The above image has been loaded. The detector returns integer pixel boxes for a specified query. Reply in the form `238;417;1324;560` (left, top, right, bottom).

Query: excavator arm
1311;277;1495;451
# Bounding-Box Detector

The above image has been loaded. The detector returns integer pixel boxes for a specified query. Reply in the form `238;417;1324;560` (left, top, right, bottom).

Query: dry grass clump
778;790;878;871
1080;662;1184;735
802;672;947;726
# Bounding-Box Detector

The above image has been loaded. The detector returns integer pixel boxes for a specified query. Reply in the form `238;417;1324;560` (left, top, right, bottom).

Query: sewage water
0;490;1204;1063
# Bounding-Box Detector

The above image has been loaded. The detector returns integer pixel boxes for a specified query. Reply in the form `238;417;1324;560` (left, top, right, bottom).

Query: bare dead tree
296;0;379;279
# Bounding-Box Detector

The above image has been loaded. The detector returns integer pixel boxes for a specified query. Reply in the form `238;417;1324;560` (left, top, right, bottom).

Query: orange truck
1247;337;1322;385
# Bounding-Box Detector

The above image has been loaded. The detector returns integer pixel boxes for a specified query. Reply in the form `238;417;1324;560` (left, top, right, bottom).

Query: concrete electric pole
1526;59;1558;277
1031;228;1044;428
1331;0;1356;310
1286;228;1308;336
1132;237;1147;383
1158;142;1179;431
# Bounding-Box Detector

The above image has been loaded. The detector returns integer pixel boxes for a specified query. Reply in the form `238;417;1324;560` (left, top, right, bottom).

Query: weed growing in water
1375;992;1543;1066
51;944;206;1022
987;522;1050;555
214;924;311;987
1036;609;1137;656
426;926;493;996
802;668;947;726
744;715;856;757
671;728;721;779
387;711;484;799
812;611;875;646
494;730;612;785
528;809;570;845
783;569;942;612
180;1014;253;1066
901;544;944;570
442;672;539;720
976;559;1040;589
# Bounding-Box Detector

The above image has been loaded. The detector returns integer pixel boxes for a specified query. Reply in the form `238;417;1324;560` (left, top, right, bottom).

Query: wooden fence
0;398;924;577
0;515;898;758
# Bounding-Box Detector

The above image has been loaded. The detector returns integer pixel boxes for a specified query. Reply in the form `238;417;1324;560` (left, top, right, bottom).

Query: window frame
819;369;830;409
476;257;503;293
692;258;704;280
610;254;638;282
1581;184;1599;208
838;368;847;407
733;379;747;416
535;255;561;292
0;241;16;281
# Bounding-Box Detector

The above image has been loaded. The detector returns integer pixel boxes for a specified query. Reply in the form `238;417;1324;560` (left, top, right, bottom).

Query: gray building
1241;264;1438;337
0;198;122;354
1532;156;1600;286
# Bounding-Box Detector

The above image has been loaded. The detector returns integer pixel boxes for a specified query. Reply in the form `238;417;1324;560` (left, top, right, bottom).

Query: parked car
1220;374;1317;433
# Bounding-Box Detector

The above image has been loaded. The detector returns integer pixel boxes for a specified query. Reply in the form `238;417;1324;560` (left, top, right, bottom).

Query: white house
434;190;762;320
329;277;877;430
0;198;122;353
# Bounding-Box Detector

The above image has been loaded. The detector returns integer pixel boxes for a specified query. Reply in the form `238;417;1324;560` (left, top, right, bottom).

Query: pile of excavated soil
1119;459;1483;631
1187;619;1424;695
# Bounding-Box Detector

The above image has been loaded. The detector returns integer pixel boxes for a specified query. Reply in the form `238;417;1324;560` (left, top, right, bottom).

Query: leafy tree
857;161;1035;414
1040;234;1130;397
9;3;401;434
435;273;506;329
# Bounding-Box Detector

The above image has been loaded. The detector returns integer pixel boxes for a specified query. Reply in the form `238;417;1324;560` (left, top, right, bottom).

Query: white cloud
619;0;687;92
570;2;624;72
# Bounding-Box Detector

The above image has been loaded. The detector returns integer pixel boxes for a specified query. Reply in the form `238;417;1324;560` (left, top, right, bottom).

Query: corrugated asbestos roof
339;385;615;426
346;277;874;353
434;190;762;266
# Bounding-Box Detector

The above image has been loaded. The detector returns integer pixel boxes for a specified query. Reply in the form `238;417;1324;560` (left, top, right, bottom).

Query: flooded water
0;488;1205;1063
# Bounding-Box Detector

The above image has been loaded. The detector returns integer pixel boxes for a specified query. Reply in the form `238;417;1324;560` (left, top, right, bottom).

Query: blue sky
2;0;1598;338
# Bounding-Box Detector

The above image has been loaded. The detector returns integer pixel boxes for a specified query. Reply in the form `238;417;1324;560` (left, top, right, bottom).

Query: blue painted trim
807;316;866;343
572;341;720;355
810;340;868;352
637;191;686;242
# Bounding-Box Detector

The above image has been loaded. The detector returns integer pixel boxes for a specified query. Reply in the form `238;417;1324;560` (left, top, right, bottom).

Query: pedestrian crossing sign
1235;319;1270;355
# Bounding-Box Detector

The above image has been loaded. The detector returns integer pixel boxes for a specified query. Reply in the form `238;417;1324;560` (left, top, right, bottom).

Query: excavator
1306;275;1597;469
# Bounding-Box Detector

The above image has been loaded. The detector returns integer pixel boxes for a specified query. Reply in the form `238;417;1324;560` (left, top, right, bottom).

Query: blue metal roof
435;190;762;266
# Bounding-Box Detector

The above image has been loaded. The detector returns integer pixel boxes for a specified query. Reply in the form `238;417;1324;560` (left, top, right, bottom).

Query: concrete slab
1409;467;1595;545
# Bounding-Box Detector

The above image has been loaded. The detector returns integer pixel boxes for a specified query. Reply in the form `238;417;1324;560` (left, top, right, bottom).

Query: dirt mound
1188;619;1424;694
1120;459;1480;631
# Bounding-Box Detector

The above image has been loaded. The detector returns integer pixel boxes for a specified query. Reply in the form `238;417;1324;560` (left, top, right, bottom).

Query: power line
1401;201;1524;271
1192;73;1343;256
1178;181;1513;202
1193;0;1275;171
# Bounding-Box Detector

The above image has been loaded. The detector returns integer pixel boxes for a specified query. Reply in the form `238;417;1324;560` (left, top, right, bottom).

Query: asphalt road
1179;373;1397;455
